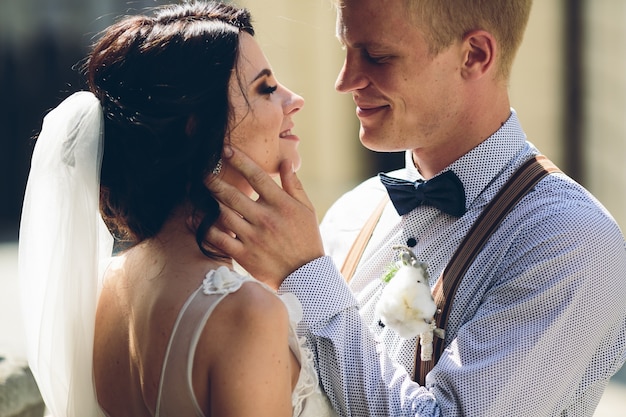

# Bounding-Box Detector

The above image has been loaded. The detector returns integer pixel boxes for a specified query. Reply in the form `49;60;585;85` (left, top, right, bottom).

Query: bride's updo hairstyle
85;1;254;255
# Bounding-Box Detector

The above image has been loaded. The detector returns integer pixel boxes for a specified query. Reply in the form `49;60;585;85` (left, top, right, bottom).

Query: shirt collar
402;109;530;212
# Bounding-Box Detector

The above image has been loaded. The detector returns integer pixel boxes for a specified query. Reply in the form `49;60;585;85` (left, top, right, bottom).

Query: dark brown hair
85;1;253;255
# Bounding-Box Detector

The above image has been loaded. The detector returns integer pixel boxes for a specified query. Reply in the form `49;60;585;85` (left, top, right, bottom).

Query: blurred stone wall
0;0;159;240
0;0;624;231
510;1;564;167
583;0;626;230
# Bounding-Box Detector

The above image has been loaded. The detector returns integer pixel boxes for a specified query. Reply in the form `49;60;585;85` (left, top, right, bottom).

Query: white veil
18;91;113;417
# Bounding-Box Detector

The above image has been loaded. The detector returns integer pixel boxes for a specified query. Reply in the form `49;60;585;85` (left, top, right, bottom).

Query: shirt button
406;237;417;247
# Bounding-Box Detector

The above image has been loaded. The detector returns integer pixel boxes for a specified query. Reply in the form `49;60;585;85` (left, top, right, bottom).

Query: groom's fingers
218;147;318;221
203;177;258;257
204;204;246;258
205;174;258;226
221;146;285;207
205;146;324;285
277;159;316;213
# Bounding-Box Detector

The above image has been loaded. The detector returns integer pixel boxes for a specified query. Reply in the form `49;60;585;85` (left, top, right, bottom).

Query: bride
19;2;335;416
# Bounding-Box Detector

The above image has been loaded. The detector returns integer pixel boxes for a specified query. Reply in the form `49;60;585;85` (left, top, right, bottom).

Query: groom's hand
206;147;324;289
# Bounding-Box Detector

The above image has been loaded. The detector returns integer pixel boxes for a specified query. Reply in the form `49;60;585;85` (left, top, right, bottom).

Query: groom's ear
460;30;496;81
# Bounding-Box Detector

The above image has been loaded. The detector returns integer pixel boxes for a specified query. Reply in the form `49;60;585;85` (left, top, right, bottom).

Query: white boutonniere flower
375;245;439;361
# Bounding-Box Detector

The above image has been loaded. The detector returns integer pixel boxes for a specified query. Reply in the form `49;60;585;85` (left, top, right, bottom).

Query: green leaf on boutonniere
382;262;400;283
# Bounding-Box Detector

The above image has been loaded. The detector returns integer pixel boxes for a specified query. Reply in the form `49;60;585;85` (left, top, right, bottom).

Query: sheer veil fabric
19;91;113;417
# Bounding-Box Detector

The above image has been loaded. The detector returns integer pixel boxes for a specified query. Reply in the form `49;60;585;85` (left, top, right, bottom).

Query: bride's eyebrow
251;68;272;84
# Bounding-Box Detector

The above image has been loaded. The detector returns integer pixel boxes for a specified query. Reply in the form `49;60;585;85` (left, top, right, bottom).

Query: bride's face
224;33;305;195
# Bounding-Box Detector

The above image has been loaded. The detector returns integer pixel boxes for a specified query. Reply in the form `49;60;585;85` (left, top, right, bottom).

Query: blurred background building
0;0;625;414
1;0;625;235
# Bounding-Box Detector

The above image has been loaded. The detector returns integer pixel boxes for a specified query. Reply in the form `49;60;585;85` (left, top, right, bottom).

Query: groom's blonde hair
334;0;533;80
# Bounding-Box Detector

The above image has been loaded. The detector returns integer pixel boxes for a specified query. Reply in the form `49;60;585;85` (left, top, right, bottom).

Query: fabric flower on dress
375;245;439;360
202;266;245;295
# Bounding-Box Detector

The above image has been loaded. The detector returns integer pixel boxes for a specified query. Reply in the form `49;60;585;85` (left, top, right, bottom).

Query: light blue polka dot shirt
280;110;626;417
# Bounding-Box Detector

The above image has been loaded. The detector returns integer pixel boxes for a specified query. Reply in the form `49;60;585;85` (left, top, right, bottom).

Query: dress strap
155;286;221;417
155;268;255;417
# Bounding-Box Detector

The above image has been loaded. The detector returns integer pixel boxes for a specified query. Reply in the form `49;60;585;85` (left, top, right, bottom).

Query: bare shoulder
215;280;289;330
192;279;293;398
193;279;295;416
100;254;128;292
195;279;291;362
97;255;128;316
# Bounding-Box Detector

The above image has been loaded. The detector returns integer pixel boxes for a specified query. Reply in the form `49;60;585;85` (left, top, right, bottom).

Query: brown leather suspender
340;195;389;281
340;156;560;384
415;155;560;384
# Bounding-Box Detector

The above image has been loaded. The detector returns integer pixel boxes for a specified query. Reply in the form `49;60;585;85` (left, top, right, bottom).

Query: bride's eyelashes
258;83;278;95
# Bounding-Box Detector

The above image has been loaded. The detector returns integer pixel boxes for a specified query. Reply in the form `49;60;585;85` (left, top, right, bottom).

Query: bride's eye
259;84;277;95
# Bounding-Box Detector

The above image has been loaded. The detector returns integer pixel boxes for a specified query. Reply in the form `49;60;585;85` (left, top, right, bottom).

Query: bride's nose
283;86;304;115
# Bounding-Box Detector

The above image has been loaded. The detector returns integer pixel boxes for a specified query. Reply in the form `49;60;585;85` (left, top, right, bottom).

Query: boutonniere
375;245;439;361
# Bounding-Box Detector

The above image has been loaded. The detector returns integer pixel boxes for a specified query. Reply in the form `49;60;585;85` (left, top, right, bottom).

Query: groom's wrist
279;256;357;327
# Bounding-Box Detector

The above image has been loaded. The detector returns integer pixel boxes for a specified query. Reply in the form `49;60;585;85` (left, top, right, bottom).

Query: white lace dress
155;266;337;417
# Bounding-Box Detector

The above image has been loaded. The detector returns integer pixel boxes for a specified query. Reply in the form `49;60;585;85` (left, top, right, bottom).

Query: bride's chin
290;153;302;172
283;152;302;173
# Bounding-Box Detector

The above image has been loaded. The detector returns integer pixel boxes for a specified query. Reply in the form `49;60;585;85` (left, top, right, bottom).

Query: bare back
93;241;298;417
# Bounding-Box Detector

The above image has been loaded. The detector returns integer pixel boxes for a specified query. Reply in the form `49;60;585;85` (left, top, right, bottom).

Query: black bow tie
379;170;466;217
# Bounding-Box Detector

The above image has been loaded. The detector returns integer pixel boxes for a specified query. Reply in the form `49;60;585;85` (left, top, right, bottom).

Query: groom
208;0;626;415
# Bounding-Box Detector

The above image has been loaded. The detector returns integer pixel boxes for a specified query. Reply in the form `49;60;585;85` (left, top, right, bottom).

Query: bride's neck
141;209;233;270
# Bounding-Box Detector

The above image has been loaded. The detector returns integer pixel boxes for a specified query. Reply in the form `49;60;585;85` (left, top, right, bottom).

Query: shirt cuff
278;256;358;328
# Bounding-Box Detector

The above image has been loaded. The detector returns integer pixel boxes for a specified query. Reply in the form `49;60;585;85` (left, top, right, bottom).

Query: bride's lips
279;128;299;141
